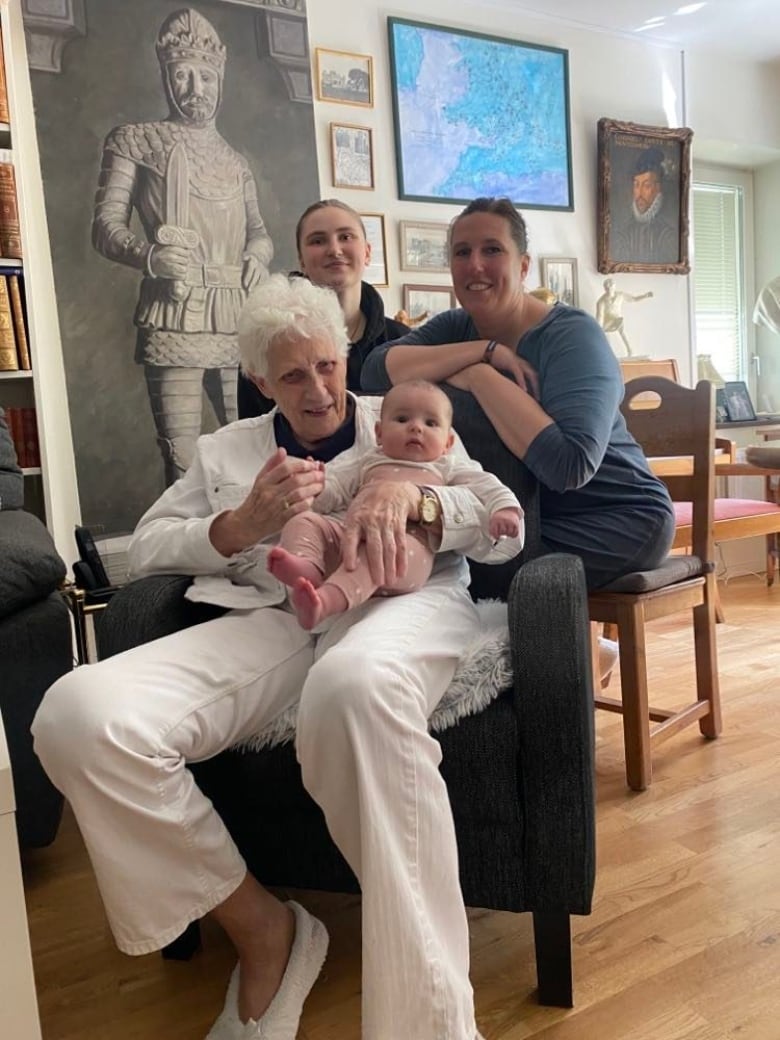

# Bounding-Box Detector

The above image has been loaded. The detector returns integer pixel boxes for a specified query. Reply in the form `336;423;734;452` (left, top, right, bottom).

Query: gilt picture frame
597;118;693;275
315;47;374;107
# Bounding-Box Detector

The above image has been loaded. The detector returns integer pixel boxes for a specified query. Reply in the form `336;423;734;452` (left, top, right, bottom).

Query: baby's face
376;386;454;462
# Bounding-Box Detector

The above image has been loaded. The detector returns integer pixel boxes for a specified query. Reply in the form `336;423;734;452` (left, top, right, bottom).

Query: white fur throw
238;600;512;752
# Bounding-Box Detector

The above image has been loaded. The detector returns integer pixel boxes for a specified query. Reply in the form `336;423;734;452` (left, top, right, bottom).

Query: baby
268;379;523;629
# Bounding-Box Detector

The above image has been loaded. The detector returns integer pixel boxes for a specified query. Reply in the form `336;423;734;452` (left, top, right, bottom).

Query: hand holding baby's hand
489;507;522;540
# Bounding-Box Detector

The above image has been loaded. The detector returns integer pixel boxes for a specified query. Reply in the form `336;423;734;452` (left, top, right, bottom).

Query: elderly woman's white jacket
128;394;524;610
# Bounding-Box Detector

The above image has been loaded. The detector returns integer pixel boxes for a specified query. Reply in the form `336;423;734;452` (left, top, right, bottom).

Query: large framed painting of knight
24;0;320;535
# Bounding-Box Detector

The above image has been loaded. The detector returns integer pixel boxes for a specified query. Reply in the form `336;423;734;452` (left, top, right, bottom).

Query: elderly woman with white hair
33;274;505;1040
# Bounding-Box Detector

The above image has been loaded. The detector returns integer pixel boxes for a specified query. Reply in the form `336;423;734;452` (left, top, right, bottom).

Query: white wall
306;0;694;379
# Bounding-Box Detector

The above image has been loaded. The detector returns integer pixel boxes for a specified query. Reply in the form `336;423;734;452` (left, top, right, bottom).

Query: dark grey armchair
96;390;596;1006
0;408;70;847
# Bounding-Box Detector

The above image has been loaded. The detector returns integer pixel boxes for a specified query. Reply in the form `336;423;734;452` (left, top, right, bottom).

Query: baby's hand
489;507;522;540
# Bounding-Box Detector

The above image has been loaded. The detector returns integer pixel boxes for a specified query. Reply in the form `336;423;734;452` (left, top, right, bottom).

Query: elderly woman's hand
341;480;420;586
210;447;325;556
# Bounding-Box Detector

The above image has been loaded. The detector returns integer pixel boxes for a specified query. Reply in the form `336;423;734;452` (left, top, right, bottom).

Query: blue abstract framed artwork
388;18;573;210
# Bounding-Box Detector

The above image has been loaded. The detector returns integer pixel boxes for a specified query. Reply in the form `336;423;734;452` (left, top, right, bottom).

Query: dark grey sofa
96;390;596;1005
0;407;71;847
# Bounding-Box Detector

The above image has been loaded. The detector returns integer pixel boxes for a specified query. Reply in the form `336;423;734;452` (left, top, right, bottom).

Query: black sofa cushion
0;510;67;620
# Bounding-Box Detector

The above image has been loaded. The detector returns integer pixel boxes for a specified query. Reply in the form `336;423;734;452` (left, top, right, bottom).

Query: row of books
0;158;21;259
4;405;40;468
0;270;29;370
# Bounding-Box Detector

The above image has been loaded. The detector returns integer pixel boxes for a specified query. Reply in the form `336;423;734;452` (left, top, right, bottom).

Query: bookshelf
0;1;79;563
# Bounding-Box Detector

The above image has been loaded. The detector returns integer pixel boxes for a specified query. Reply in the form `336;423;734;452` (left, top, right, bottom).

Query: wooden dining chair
589;377;722;791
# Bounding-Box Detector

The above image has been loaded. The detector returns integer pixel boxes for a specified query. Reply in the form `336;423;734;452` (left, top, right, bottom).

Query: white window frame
691;163;755;393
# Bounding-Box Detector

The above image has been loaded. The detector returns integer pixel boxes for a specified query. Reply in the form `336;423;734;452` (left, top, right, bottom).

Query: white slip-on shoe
205;962;241;1040
242;900;329;1040
205;901;329;1040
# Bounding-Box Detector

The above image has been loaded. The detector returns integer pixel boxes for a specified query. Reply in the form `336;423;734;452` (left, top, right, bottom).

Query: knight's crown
156;8;226;71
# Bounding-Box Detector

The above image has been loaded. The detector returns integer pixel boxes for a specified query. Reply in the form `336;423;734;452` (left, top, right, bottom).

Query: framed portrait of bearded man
597;118;693;275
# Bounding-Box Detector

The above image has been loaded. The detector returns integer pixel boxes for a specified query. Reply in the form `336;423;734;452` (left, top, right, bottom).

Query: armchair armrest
95;574;226;659
0;510;67;620
508;553;596;914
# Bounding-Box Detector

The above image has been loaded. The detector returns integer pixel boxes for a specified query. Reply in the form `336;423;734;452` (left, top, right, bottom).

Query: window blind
692;183;745;382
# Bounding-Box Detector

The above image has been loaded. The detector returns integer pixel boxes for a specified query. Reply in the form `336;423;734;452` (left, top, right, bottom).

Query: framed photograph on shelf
388;17;573;209
715;388;729;425
315;48;374;107
597;118;693;275
399;220;449;273
330;123;374;190
360;213;388;287
539;256;578;307
402;284;457;322
722;381;756;422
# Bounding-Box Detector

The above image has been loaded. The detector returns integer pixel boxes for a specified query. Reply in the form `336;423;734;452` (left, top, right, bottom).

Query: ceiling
503;0;780;63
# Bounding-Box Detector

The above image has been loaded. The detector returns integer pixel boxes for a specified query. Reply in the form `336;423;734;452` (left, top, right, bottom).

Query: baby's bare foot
268;546;322;589
291;577;325;630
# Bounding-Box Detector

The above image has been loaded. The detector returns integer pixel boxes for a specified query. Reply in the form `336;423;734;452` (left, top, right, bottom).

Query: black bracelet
482;339;498;364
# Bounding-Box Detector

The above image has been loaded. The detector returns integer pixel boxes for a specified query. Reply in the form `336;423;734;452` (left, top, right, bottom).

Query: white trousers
32;577;479;1040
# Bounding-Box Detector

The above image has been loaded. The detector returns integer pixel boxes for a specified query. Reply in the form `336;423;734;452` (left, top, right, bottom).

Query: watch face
420;494;438;523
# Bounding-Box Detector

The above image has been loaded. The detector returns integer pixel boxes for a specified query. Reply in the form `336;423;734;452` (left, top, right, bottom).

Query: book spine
21;406;40;468
0;162;22;259
8;273;30;369
5;405;25;466
0;273;18;370
0;27;9;126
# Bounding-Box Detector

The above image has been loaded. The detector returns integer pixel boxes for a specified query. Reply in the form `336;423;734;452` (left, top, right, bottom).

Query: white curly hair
238;273;349;379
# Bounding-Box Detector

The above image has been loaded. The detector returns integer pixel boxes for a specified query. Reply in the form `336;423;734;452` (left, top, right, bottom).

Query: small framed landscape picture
539;256;579;307
315;48;374;107
330;123;374;190
403;284;457;322
399;220;450;273
360;213;388;287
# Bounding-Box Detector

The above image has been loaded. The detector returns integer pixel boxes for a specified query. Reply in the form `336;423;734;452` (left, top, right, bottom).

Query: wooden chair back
621;376;716;566
619;358;680;384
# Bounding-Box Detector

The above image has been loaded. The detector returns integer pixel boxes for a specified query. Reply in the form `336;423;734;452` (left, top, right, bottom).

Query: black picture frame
388;17;573;210
597;118;693;275
715;388;729;425
722;381;756;422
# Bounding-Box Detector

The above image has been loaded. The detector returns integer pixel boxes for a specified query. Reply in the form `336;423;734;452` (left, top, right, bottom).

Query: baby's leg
268;512;343;589
291;578;349;631
293;531;434;630
267;546;322;588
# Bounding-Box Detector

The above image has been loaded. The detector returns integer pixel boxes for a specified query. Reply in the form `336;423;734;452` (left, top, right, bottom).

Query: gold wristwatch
417;486;441;526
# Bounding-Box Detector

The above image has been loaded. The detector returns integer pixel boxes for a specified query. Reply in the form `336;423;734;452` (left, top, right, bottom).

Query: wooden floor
21;575;780;1040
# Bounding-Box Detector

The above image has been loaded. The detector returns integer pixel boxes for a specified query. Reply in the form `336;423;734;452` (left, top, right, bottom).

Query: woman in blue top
361;196;675;591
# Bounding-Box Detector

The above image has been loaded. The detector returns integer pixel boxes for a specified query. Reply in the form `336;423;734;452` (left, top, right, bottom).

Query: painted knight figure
92;7;274;485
